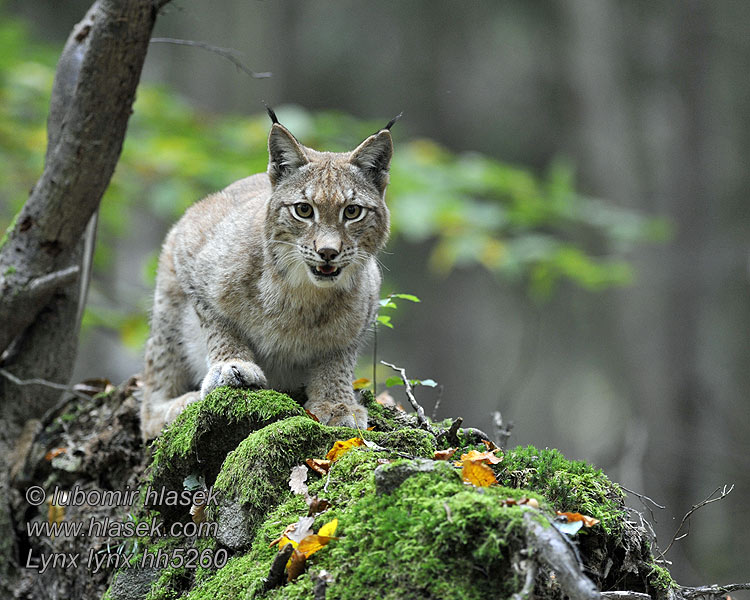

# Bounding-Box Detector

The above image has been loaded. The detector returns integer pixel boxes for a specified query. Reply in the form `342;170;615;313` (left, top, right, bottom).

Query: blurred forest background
1;0;748;589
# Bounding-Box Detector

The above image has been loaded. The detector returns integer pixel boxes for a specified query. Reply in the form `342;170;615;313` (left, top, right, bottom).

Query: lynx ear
267;123;309;186
350;130;393;195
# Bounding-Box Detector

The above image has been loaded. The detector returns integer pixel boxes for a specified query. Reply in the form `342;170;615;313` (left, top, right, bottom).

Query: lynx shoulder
140;113;395;440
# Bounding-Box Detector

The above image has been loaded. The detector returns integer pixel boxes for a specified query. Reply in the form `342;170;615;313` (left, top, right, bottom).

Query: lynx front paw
200;360;267;399
305;398;368;429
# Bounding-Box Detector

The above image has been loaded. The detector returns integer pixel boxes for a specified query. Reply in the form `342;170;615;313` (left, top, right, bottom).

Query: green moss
109;393;665;600
3;265;15;276
498;445;625;533
648;564;677;592
212;416;336;518
145;389;307;521
150;388;305;477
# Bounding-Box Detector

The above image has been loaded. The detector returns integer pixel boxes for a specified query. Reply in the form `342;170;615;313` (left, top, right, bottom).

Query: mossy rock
106;388;673;600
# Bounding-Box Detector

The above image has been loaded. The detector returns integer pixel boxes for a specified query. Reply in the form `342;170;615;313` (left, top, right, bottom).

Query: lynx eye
293;202;314;219
343;205;364;220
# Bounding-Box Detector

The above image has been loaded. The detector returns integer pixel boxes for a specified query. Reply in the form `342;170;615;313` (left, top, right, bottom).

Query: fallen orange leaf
434;448;457;460
462;460;497;487
326;438;365;462
460;449;502;464
556;511;600;527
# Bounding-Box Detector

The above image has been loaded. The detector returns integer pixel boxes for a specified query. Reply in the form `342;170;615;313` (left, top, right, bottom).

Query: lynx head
264;110;396;289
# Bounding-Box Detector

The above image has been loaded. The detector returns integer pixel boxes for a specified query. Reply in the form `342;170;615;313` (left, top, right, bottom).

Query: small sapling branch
380;361;435;435
658;484;734;560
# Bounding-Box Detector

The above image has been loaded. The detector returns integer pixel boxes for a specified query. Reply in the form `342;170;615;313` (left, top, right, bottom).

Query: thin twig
0;368;90;401
150;37;272;78
679;582;750;600
658;484;735;560
620;485;666;510
601;592;652;600
511;558;537;600
381;361;434;434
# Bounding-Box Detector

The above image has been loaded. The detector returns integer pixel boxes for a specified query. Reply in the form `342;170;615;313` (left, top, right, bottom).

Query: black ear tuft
383;112;403;131
263;102;280;125
350;130;394;195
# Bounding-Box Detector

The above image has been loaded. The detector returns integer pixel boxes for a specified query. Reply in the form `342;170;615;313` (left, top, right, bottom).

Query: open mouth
311;264;342;278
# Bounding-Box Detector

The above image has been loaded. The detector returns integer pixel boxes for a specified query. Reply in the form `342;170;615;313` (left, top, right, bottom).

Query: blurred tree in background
0;14;662;357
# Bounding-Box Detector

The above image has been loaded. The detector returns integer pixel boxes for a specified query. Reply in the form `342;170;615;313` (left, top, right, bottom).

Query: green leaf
415;378;438;387
385;376;403;387
376;315;393;328
390;293;421;303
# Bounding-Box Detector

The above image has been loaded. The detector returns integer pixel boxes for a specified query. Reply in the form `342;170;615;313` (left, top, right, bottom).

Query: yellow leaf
352;378;371;390
326;438;365;462
318;518;338;538
462;461;497;487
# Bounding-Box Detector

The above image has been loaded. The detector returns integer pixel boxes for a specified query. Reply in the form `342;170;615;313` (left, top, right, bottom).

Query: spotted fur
140;121;393;440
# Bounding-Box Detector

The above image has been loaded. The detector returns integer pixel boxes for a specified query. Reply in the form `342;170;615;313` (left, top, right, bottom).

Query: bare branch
150;38;272;79
679;582;750;600
522;512;599;600
658;484;735;560
380;361;435;434
27;265;80;299
0;368;90;401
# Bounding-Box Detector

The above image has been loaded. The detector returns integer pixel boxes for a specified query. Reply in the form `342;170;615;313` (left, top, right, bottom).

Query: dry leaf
501;496;540;509
555;511;600;528
462;460;497;487
434;448;457;461
190;502;206;524
306;458;331;475
286;548;307;582
459;449;502;465
269;522;299;548
289;465;309;495
306;496;331;516
285;516;315;544
305;410;321;422
481;439;499;451
45;447;66;461
325;438;365;462
375;391;406;411
352;378;371;390
47;501;65;527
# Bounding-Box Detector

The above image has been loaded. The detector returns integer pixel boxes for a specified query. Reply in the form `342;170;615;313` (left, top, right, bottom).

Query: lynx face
264;125;392;289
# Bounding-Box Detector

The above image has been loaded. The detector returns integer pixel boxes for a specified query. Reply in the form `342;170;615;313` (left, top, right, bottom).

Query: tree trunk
0;0;171;589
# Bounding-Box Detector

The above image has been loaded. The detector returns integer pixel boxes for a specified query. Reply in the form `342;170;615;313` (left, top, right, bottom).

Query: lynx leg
304;347;367;429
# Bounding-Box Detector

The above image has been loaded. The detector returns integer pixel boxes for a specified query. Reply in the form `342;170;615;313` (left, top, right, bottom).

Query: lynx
140;110;396;440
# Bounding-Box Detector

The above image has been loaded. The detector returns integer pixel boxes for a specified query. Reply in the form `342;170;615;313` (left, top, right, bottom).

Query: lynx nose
317;247;339;262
